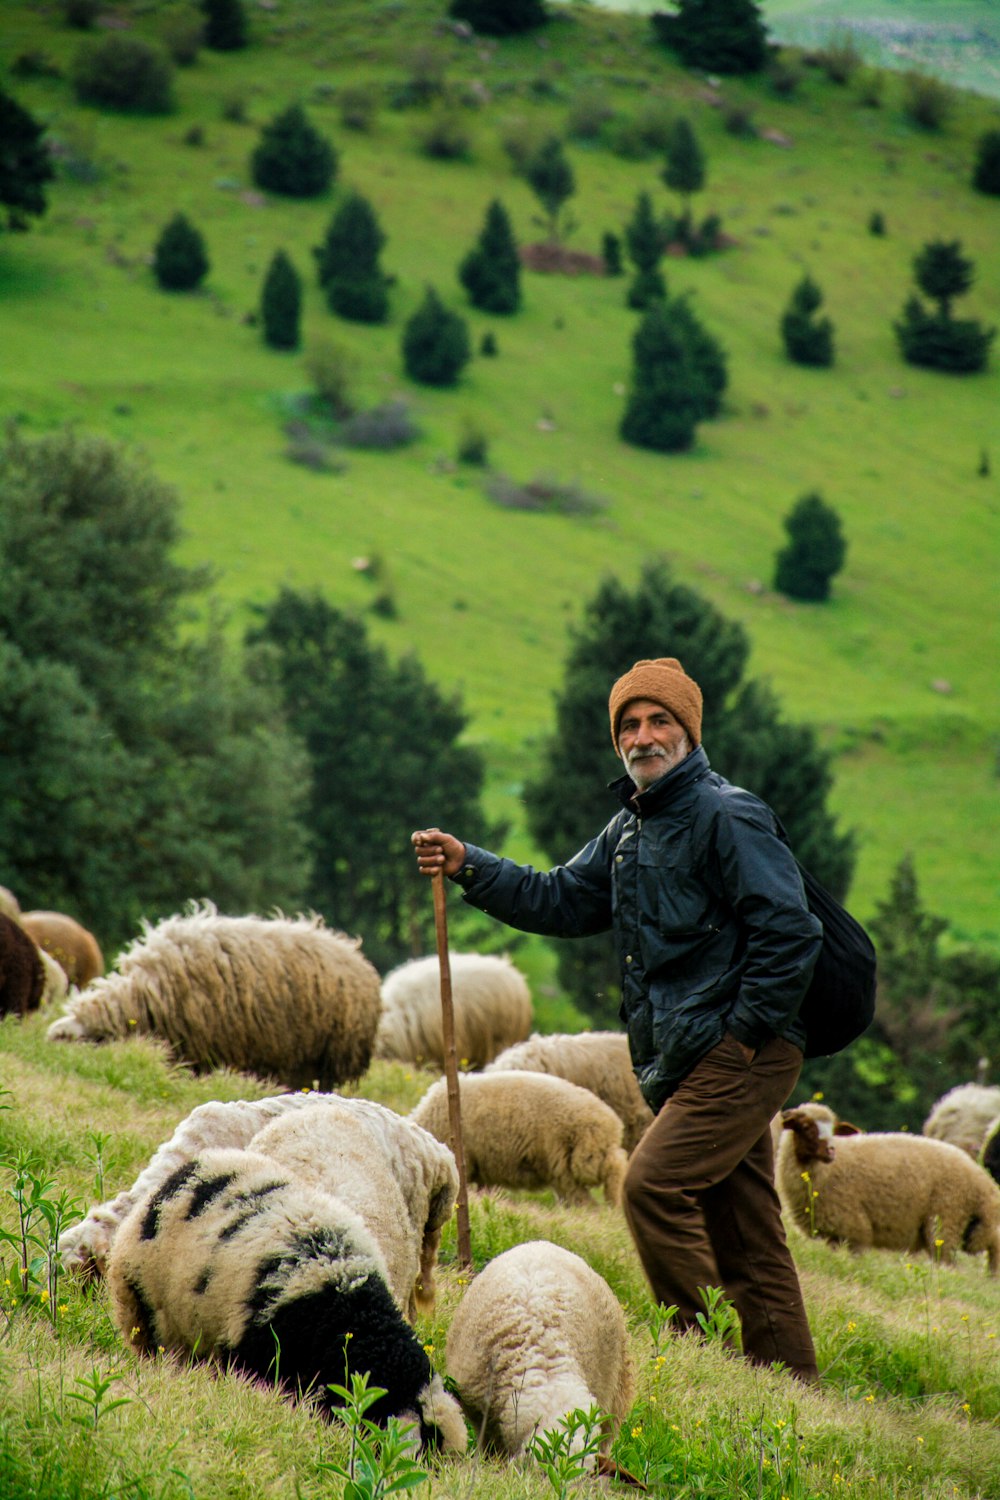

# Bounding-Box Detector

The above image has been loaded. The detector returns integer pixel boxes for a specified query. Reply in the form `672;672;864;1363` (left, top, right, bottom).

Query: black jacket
453;746;822;1113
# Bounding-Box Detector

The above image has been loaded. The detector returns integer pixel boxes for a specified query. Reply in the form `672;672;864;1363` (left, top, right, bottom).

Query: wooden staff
431;870;472;1270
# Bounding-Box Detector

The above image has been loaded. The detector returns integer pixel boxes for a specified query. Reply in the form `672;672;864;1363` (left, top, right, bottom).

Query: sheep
409;1072;628;1206
0;885;20;920
105;1148;468;1453
982;1116;1000;1187
778;1103;1000;1273
45;903;381;1091
445;1239;634;1464
251;1098;458;1320
486;1031;653;1153
376;952;532;1071
923;1082;1000;1160
18;909;105;989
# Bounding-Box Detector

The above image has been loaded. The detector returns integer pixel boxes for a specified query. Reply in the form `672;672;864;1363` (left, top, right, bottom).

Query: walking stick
431;871;473;1271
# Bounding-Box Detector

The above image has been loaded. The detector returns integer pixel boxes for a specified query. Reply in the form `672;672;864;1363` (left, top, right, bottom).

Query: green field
1;0;998;955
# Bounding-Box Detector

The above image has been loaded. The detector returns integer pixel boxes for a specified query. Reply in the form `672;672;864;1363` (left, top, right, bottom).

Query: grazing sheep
923;1082;1000;1160
446;1240;634;1463
376;952;532;1070
45;904;381;1091
106;1148;468;1452
410;1072;627;1206
0;885;20;920
779;1103;1000;1273
252;1098;458;1320
0;912;46;1018
486;1031;653;1153
19;910;104;989
982;1116;1000;1187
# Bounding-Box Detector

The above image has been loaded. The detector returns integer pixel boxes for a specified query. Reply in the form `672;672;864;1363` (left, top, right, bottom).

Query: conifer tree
651;0;768;74
669;295;728;417
0;87;55;230
251;103;337;199
201;0;247;51
260;249;301;350
972;129;1000;196
448;0;547;37
601;231;623;276
620;297;726;451
894;239;995;373
780;274;835;366
773;491;846;602
402;287;470;386
313;192;389;323
662;117;705;235
458;199;521;314
623;190;666;309
525;135;575;243
153;212;209;290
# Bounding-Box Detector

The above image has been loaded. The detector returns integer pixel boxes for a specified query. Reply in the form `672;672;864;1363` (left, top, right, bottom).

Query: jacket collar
610;744;710;815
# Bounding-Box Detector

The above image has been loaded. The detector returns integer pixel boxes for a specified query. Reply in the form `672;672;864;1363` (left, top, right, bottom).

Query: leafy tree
448;0;547;37
201;0;247;51
402;286;470;386
972;128;1000;196
251;103;337;199
780;274;835;367
71;33;175;113
0;426;310;947
773;491;846;602
894;240;995;374
153;212;209;291
260;248;301;350
246;587;498;972
651;0;769;75
623;190;666;310
525;135;575;244
0;87;55;231
522;560;855;1020
458;199;521;314
620;297;726;451
662;116;705;231
313;192;389;323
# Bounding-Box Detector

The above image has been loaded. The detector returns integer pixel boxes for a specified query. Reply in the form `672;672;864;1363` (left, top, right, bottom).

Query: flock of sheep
3;891;1000;1467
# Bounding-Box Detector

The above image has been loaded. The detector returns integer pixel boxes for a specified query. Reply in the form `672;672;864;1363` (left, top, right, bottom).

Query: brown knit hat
608;658;703;749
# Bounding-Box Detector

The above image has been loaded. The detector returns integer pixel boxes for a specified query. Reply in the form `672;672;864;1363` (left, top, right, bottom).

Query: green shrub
0;86;55;231
260;249;301;351
651;0;768;75
816;30;863;85
402;287;470;387
868;209;886;236
314;192;389;324
894;297;995;374
457;419;489;466
338;84;377;132
856;67;885;107
251;103;337;198
773;491;847;602
972;129;1000;196
620;302;706;453
901;70;954;131
341;402;418;451
71;34;175;114
567;85;614;142
201;0;247;52
161;6;204;66
601;231;623;277
418;108;472;161
767;49;803;97
152;212;208;290
305;338;357;419
525;135;575;243
63;0;100;28
479;330;498;356
780;274;835;366
448;0;547;37
458;199;520;315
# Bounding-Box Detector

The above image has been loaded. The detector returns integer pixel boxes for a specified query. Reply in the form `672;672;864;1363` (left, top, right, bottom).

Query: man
411;656;822;1383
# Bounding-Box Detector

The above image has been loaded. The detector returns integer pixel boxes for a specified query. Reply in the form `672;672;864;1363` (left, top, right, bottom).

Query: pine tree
525;135;575;243
251;103;337;199
153;212;209;290
0;87;55;230
773;491;847;602
624;190;666;310
662;116;705;235
402;287;471;386
601;231;623;276
458;199;521;314
651;0;769;74
780;274;835;366
201;0;247;51
620;297;727;451
894;240;995;373
260;249;301;350
448;0;547;37
313;192;389;323
668;295;728;417
972;129;1000;196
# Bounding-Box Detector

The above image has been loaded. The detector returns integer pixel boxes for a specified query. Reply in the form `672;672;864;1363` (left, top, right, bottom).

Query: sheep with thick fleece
46;904;381;1091
410;1072;627;1206
446;1240;634;1463
376;952;532;1070
486;1031;653;1153
779;1102;1000;1273
923;1083;1000;1160
251;1098;457;1320
19;909;104;988
106;1148;467;1451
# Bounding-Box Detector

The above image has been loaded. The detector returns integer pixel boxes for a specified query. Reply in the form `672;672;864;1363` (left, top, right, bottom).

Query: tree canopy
0;87;55;231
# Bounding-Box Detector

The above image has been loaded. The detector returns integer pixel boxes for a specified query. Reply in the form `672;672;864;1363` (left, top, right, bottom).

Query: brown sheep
19;910;104;988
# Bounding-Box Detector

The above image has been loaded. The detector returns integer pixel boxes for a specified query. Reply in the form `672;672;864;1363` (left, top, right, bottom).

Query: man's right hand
411;828;467;880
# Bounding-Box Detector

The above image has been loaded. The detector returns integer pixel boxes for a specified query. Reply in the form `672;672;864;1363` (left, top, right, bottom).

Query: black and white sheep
375;952;532;1070
445;1239;634;1463
46;904;381;1091
486;1031;653;1153
409;1072;628;1206
779;1102;1000;1273
106;1147;468;1451
923;1082;1000;1161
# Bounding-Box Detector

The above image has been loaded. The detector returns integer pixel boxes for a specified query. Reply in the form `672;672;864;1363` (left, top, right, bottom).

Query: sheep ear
834;1120;862;1136
781;1110;802;1130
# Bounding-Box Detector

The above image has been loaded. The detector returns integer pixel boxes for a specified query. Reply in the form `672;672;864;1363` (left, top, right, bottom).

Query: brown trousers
622;1031;817;1382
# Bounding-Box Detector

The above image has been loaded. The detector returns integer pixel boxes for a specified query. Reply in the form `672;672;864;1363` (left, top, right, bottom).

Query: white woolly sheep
251;1097;458;1320
45;903;381;1091
486;1031;653;1153
923;1082;1000;1160
106;1148;467;1451
409;1072;627;1206
19;909;104;988
779;1103;1000;1274
445;1239;634;1463
376;952;532;1071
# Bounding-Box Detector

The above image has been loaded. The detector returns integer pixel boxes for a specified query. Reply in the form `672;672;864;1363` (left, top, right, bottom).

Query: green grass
1;0;998;955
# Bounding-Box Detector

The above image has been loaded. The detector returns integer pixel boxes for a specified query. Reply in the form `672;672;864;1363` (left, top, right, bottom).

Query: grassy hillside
1;0;998;951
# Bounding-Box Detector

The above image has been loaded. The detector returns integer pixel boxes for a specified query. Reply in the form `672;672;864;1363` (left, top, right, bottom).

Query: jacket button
615;855;623;864
625;954;633;964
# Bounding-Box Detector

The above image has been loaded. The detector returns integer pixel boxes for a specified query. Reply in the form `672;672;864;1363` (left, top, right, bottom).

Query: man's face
618;698;691;789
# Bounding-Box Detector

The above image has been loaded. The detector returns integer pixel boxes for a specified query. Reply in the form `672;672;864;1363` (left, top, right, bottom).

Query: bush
338;84;377;132
972;129;1000;196
153;212;208;290
498;115;546;175
201;0;247;52
221;91;247;123
418;108;472;161
567;85;614;142
626;267;667;310
161;6;204;66
609;98;674;161
63;0;100;28
768;50;803;97
856;67;884;107
815;30;862;84
314;192;389;324
341;401;419;451
0;86;55;231
485;473;606;516
448;0;547;37
723;101;756;137
780;274;835;366
458;198;520;314
251;103;337;198
651;0;769;75
284;425;342;473
402;287;470;387
602;231;623;276
901;70;954;131
480;330;498;356
773;491;847;602
525;135;575;243
868;209;886;236
305;338;357;420
457;419;489;466
260;249;301;351
71;34;175;113
894;297;995;374
620;302;705;453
